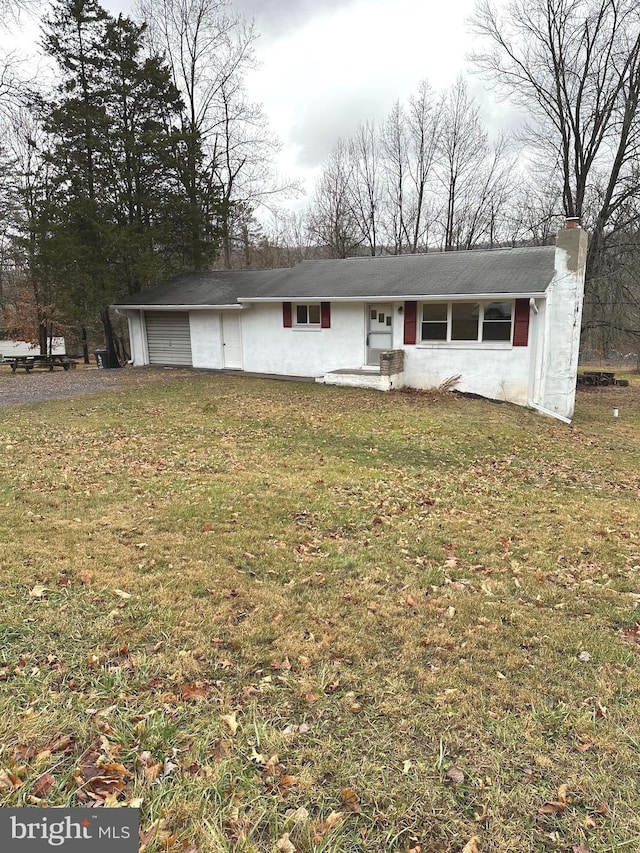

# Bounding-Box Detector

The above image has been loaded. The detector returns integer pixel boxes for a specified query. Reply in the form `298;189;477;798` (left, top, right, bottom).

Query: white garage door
145;312;192;366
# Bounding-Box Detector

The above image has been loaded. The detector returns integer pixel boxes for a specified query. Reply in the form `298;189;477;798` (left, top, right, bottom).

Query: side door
222;313;243;369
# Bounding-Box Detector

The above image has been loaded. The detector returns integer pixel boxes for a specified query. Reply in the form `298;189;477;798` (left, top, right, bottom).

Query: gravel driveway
0;365;169;407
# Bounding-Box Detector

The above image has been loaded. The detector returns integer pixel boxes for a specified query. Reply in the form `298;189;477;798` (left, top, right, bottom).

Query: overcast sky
226;0;517;200
3;0;522;211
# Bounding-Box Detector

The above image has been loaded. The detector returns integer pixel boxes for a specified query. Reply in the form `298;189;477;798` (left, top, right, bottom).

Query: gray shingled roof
113;245;556;308
113;268;287;307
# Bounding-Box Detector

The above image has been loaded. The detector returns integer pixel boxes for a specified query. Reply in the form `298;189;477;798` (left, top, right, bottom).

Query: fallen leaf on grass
572;845;590;853
310;811;343;842
74;738;130;804
557;784;573;804
32;773;55;798
622;623;640;644
445;766;465;785
220;713;238;735
113;588;132;599
282;723;311;735
48;734;76;754
29;584;47;599
340;787;362;813
137;753;163;784
275;832;295;853
210;740;232;761
0;768;22;791
462;836;481;853
286;806;310;825
277;775;298;794
163;757;179;777
538;801;567;815
139;819;175;849
14;744;38;761
180;683;209;701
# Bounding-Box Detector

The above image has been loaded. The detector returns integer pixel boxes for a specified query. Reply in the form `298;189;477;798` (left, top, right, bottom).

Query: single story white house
114;220;588;422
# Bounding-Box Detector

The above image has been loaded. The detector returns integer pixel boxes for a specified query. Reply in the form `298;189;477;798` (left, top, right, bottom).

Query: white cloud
244;0;483;189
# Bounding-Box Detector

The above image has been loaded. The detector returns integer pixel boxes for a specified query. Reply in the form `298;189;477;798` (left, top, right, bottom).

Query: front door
222;313;243;369
366;304;393;366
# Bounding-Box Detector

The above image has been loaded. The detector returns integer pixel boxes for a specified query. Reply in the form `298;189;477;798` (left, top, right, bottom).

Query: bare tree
137;0;297;269
255;208;313;267
307;139;362;258
380;100;411;253
470;0;640;269
405;79;442;252
348;121;381;255
439;77;504;250
211;75;289;268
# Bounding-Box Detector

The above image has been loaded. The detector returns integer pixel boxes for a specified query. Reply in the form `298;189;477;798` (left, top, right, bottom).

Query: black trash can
95;349;109;368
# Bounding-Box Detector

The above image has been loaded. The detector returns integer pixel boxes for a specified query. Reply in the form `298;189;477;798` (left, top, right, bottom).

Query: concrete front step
317;369;400;391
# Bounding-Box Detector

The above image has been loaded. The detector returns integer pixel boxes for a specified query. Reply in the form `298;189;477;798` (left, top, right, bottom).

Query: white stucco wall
240;302;367;376
402;343;532;404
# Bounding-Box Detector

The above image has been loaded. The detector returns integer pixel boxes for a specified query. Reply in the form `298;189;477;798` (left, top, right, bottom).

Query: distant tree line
1;0;639;358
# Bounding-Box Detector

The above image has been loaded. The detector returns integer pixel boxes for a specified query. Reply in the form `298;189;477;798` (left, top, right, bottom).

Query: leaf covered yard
0;371;639;853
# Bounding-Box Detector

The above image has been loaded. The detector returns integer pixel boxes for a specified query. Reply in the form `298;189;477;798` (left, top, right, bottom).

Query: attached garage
145;311;192;366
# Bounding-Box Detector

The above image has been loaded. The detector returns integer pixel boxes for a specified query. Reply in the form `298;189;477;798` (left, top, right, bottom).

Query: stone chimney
555;218;589;272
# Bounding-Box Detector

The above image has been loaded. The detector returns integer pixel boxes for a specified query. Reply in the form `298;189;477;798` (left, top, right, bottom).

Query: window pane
422;322;447;341
451;302;479;340
296;305;308;324
484;301;511;321
308;304;321;324
482;321;512;341
423;303;447;321
482;301;512;341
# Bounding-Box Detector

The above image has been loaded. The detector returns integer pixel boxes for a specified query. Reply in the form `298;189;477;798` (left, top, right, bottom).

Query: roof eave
113;303;242;311
239;291;548;303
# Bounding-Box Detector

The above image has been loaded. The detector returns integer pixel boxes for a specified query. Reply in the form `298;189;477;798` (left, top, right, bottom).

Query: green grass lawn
0;371;639;853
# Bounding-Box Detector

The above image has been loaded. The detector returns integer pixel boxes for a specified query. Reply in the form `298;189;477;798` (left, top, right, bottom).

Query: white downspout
527;400;572;425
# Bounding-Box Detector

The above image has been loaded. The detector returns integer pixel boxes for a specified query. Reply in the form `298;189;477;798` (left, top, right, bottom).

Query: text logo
0;809;138;852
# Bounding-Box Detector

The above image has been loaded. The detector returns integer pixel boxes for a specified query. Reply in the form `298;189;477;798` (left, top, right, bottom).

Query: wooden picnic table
2;354;78;373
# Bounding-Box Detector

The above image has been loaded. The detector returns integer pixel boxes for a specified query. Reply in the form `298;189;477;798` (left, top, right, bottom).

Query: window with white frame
421;301;514;343
295;303;321;325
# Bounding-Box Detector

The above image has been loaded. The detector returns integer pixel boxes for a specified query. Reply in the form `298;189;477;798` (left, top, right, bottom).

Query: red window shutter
404;301;417;345
513;299;530;346
283;302;292;328
321;302;331;328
